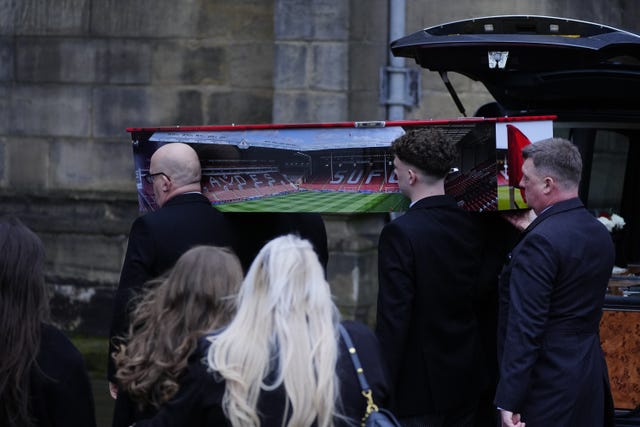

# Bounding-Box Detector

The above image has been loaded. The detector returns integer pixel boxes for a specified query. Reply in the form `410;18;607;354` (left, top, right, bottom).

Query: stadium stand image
128;117;553;213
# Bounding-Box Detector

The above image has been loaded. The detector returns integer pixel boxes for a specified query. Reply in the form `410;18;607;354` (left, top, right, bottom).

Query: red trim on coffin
126;116;557;133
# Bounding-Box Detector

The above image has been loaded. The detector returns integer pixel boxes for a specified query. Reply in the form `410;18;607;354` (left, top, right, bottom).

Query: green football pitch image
215;190;410;213
497;185;528;211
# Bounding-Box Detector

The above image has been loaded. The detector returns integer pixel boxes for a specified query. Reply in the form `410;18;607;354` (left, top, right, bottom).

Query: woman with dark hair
112;245;243;426
0;216;96;427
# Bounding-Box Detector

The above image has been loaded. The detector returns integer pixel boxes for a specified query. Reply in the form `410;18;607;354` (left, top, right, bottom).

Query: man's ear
408;168;417;185
542;176;554;194
161;175;171;192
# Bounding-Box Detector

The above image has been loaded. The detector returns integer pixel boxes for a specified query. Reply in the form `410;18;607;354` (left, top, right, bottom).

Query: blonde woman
135;234;389;426
112;245;243;427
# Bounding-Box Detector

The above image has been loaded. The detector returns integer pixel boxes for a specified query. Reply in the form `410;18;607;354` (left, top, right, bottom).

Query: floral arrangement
597;212;626;233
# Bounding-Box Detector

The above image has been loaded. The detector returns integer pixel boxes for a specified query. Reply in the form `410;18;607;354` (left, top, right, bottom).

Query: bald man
107;143;236;396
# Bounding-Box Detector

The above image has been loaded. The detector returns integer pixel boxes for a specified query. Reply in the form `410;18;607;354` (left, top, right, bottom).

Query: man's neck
536;190;579;214
162;186;202;205
410;182;445;204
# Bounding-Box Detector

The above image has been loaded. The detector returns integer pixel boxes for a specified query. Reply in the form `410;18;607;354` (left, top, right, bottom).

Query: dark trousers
399;403;478;427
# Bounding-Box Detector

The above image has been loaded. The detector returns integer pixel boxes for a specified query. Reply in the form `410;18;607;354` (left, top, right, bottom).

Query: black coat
225;212;329;272
125;321;389;427
107;193;236;382
30;324;96;427
494;198;615;426
376;195;489;416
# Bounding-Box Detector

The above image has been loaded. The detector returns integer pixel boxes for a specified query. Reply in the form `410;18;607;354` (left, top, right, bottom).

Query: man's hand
500;409;525;427
109;381;118;399
502;209;536;231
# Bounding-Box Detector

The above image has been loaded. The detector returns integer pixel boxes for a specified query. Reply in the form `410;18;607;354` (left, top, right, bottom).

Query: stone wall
0;0;278;334
1;0;640;334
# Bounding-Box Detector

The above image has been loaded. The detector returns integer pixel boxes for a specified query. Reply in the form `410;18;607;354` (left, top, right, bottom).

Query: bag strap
338;324;380;421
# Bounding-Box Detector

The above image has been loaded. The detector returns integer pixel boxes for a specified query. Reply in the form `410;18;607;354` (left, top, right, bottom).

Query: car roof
391;15;640;118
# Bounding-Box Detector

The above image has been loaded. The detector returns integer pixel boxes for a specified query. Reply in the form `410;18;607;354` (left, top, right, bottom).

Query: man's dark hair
391;127;458;178
522;137;582;189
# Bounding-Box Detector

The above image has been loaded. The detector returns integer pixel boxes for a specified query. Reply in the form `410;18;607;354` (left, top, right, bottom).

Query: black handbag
338;324;401;427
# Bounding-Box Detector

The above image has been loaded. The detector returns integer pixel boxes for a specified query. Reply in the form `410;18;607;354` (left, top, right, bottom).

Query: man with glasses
107;142;236;398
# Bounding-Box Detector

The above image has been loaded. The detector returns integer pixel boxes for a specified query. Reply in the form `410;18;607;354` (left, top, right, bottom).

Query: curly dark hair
391;127;459;178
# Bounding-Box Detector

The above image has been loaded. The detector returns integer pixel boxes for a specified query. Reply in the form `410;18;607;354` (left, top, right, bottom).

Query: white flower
611;213;626;230
598;213;625;233
598;216;614;232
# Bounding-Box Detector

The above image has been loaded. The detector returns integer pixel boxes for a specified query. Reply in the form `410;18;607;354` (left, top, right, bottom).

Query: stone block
93;87;145;137
175;91;204;126
275;0;348;41
97;39;152;84
16;37;99;83
350;0;388;42
348;90;386;121
229;43;274;88
311;43;348;91
349;41;387;92
150;42;185;84
408;81;494;120
0;1;16;35
91;0;197;37
273;92;347;123
206;90;272;125
310;0;349;40
0;138;5;185
407;90;455;120
0;85;8;134
41;231;125;282
324;213;386;327
5;137;50;190
195;1;273;40
50;139;135;191
273;43;308;89
92;86;156;137
0;37;14;81
9;85;91;137
275;0;313;40
324;213;386;252
152;43;228;85
1;0;90;36
328;249;379;326
43;231;126;335
0;193;139;236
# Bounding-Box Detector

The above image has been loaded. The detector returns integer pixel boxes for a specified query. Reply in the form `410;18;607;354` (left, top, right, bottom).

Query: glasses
144;172;170;184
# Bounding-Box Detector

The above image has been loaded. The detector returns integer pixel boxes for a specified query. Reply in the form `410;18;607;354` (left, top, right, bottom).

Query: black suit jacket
376;195;488;416
226;212;328;272
108;193;236;381
495;198;614;426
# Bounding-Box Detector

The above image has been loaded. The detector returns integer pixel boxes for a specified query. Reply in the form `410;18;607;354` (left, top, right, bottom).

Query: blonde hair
115;245;242;409
207;235;341;427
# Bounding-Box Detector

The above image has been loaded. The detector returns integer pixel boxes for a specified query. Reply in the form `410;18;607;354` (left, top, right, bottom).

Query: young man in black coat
376;127;489;426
